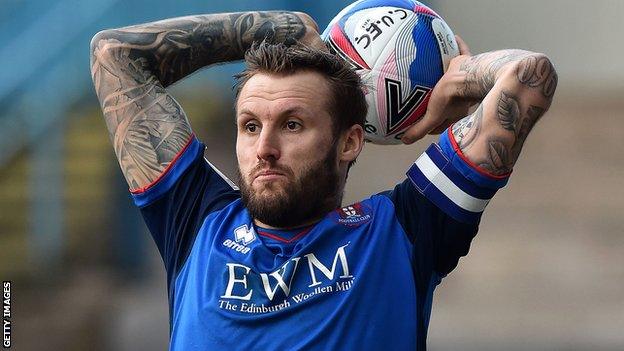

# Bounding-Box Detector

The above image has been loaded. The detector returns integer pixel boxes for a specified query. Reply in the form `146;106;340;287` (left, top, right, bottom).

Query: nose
256;128;281;162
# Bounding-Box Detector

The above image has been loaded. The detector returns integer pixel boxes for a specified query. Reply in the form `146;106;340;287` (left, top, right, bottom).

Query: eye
244;121;260;133
285;121;302;131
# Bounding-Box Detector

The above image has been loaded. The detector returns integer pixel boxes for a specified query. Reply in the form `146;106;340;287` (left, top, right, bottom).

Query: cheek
288;141;326;171
236;141;254;174
297;132;332;156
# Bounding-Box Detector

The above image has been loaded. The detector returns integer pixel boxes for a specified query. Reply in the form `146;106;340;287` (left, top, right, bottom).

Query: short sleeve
383;128;510;277
130;136;240;289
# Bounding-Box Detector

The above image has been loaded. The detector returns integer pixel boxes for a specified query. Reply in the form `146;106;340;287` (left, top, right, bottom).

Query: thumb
455;35;472;56
401;111;439;144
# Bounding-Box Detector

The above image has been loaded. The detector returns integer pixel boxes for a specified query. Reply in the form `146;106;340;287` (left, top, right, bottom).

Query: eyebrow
236;106;311;121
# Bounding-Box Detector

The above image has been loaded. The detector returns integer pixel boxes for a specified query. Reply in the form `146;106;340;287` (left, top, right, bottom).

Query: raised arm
89;12;320;189
402;38;557;175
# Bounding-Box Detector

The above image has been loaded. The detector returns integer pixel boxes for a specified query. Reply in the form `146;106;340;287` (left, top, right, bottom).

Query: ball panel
327;24;370;70
338;0;421;22
342;7;418;68
431;17;459;72
322;0;417;40
370;13;418;136
413;3;440;17
393;13;420;92
371;12;431;138
375;51;398;134
408;15;444;88
389;87;431;133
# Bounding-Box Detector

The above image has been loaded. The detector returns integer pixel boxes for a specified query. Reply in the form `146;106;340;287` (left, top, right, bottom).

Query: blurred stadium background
0;0;622;350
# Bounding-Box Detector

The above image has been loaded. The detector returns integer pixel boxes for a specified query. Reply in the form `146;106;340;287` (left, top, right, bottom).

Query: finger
430;120;453;135
401;112;442;144
294;12;320;32
309;36;329;52
455;35;471;56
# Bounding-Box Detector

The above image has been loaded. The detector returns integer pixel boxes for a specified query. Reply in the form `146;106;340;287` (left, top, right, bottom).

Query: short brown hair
234;41;367;140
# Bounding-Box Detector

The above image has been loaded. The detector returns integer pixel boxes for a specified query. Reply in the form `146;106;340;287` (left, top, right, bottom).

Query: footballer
90;9;556;351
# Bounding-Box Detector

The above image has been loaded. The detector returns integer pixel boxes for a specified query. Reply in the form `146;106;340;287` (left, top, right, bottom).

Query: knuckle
293;12;319;32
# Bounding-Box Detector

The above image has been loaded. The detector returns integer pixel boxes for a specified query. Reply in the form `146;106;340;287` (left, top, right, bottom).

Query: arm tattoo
234;12;306;50
452;104;483;152
481;104;544;175
453;49;556;176
516;55;558;98
477;139;512;175
458;100;548;175
90;12;308;188
459;50;528;99
497;91;520;133
509;105;544;160
468;103;547;176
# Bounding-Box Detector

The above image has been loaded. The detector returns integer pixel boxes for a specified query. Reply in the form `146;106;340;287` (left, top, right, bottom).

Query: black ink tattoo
517;55;558;98
526;104;545;121
459;50;528;99
453;104;483;151
454;50;556;176
476;139;511;175
508;104;544;161
497;91;520;133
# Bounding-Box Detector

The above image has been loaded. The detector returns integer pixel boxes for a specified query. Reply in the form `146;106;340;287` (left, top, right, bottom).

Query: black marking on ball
365;124;377;133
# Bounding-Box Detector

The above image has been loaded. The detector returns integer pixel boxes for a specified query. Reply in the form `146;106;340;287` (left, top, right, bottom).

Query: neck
253;188;344;230
254;217;321;230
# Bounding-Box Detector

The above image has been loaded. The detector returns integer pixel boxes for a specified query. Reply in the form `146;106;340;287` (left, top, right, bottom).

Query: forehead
236;71;331;118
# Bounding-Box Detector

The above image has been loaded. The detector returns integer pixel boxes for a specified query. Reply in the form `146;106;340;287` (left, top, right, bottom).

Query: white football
322;0;459;144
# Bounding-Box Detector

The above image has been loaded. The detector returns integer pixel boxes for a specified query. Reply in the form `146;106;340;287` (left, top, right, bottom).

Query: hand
401;35;474;144
292;12;328;51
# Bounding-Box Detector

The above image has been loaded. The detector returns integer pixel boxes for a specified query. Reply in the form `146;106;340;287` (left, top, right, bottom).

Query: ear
338;124;365;164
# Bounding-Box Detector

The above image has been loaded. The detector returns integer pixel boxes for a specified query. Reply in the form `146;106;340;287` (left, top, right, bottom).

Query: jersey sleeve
130;135;240;289
383;128;510;277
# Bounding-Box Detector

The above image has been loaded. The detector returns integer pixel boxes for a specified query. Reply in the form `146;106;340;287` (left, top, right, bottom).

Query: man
90;10;556;350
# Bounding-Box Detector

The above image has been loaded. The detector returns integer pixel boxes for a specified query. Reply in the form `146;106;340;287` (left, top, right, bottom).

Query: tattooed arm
403;37;557;175
90;12;319;189
451;49;557;174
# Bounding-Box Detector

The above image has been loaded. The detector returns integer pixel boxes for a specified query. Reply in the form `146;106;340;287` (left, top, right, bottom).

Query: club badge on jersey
331;202;373;226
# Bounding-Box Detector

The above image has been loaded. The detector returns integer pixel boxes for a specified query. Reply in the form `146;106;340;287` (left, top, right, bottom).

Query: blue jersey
131;129;507;350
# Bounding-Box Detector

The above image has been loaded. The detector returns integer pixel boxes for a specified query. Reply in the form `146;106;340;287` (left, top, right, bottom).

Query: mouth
253;169;287;182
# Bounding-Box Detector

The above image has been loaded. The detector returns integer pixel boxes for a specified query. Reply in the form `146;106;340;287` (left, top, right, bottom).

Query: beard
238;146;342;228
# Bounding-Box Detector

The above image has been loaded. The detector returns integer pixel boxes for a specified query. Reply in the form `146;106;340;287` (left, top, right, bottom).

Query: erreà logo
234;225;256;245
223;225;256;254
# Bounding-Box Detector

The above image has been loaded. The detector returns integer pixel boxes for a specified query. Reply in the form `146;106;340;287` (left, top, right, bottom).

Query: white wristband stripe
415;153;490;213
